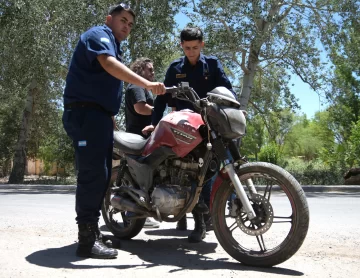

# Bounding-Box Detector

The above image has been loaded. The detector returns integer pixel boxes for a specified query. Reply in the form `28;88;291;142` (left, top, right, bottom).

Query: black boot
193;199;209;214
176;215;187;231
188;211;206;243
203;213;213;231
76;223;118;259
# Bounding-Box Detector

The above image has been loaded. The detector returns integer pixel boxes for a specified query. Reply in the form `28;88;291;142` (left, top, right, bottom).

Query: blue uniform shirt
152;54;235;125
64;25;123;116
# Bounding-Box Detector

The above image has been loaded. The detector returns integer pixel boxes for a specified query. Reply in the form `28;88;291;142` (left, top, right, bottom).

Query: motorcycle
102;82;309;267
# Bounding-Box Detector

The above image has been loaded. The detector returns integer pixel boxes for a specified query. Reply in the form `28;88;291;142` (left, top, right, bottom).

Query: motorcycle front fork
207;130;257;220
224;164;256;220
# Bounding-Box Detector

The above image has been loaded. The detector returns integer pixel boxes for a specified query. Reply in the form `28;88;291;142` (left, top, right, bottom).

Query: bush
258;142;282;165
284;158;346;185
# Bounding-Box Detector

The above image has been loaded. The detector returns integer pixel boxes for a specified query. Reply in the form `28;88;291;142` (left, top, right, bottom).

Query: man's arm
134;102;153;115
84;30;164;95
97;55;165;95
151;66;175;125
127;86;153;115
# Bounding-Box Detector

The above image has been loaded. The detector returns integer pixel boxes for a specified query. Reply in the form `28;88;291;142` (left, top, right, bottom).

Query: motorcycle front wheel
212;162;309;267
101;165;146;239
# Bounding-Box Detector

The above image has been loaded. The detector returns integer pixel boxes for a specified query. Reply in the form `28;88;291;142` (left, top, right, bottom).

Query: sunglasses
110;3;131;14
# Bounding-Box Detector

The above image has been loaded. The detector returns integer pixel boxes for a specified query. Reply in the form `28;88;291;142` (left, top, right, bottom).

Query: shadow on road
26;237;304;276
100;222;190;237
144;228;190;237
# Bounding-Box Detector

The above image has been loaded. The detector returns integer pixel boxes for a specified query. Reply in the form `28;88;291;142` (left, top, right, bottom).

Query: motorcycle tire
101;166;146;240
212;162;309;267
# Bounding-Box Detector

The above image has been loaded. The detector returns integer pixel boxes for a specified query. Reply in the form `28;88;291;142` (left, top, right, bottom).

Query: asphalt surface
0;184;359;278
1;184;359;193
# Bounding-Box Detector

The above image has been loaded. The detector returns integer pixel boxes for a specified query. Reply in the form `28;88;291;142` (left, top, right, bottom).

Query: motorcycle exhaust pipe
110;195;151;215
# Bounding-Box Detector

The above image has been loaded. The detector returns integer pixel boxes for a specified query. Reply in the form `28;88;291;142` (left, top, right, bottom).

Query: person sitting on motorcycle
62;3;165;259
143;26;236;243
124;57;161;229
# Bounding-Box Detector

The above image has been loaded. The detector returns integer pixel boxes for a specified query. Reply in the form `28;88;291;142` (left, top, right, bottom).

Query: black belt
64;102;112;116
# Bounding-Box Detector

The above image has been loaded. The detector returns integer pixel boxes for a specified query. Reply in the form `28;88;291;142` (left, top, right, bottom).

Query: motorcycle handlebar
165;86;178;94
165;83;204;112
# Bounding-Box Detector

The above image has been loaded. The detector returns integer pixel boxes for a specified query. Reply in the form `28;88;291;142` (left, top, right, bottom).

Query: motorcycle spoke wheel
213;162;309;267
101;166;146;239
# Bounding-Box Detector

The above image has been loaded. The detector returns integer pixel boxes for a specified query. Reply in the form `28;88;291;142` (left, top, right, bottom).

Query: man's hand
147;82;166;95
142;125;155;136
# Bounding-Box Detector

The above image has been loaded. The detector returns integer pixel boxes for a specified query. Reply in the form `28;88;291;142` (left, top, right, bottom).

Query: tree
0;0;184;183
347;120;360;168
315;1;360;169
126;0;185;70
185;0;354;112
115;0;184;129
1;0;114;183
325;5;359;145
239;65;297;158
281;111;335;161
38;111;75;177
241;114;265;160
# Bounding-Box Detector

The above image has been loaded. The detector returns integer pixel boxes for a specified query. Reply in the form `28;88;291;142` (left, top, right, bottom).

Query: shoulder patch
170;57;183;65
100;37;110;43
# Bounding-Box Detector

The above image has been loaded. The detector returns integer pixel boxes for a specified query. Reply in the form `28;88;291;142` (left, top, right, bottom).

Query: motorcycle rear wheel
101;166;146;239
212;162;309;267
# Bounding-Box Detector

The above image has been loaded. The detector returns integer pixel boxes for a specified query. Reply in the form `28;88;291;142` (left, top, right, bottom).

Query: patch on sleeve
78;140;87;147
100;37;110;43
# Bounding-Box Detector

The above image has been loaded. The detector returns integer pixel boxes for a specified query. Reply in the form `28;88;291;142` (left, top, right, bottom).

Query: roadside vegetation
0;1;359;185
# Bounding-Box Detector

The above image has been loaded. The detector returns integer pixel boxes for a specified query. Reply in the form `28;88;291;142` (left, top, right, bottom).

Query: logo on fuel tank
170;127;196;144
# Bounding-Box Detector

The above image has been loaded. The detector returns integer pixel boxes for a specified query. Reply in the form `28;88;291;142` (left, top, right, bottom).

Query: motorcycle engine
151;157;199;215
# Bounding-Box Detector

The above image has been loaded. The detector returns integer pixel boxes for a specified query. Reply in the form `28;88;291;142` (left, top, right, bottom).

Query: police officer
125;57;160;228
62;3;165;259
144;26;235;243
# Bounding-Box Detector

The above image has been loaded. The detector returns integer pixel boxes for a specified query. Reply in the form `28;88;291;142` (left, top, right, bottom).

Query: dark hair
129;57;153;77
108;3;136;19
180;26;203;42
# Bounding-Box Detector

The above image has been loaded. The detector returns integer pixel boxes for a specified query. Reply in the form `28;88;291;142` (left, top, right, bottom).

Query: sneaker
143;218;160;228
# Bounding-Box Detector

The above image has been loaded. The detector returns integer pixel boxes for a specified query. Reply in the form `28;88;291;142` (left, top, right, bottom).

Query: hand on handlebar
147;82;166;95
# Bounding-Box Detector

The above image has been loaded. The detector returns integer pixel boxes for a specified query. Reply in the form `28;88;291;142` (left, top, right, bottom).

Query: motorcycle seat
113;131;148;155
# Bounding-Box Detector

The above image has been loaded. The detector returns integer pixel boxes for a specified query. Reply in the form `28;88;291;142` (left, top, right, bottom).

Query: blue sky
289;75;324;118
174;12;326;119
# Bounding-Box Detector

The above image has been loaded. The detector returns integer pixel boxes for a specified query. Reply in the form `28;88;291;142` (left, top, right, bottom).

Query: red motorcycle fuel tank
142;110;204;157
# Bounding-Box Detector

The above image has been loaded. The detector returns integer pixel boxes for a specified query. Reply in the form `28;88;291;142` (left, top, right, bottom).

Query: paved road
0;187;359;278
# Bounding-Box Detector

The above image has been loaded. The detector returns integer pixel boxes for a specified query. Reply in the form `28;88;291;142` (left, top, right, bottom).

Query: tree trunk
8;81;36;184
239;59;258;111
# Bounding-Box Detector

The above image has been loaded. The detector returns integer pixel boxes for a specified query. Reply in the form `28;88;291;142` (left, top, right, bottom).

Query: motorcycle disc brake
236;193;274;236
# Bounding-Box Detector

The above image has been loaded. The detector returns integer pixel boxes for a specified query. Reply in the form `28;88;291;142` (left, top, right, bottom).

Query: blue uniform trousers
201;173;217;209
62;108;113;224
